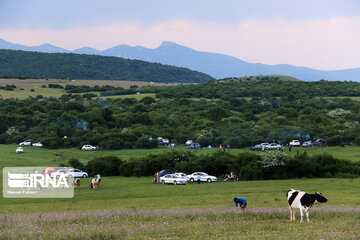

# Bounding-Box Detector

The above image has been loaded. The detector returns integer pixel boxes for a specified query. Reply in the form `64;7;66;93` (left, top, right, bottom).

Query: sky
0;0;359;70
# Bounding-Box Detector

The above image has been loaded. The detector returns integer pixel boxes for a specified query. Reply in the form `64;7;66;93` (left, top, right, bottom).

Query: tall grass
1;207;359;239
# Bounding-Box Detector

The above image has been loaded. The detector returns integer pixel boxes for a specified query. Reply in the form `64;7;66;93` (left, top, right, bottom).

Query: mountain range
1;38;359;81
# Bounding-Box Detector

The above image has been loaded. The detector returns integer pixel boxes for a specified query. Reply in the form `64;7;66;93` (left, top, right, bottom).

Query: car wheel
190;178;194;182
82;174;86;178
207;178;211;183
162;180;165;184
174;181;177;185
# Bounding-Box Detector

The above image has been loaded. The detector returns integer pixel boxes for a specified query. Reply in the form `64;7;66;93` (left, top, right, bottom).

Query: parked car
316;138;326;145
267;143;284;150
19;140;31;146
32;142;43;147
64;168;88;178
186;172;217;182
302;141;313;148
185;140;193;145
174;172;187;180
160;169;175;177
16;147;24;153
50;168;68;178
159;174;187;185
81;145;96;151
187;143;201;149
289;140;301;146
249;144;262;151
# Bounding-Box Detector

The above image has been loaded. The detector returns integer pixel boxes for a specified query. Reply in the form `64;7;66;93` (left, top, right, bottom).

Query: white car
186;172;217;183
185;140;193;145
64;168;88;178
267;143;284;150
32;142;43;147
19;140;31;146
159;174;187;185
81;145;96;151
16;147;24;153
50;168;68;178
289;140;301;146
174;172;187;181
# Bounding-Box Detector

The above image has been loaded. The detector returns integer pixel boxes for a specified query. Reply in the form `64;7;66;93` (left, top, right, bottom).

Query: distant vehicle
302;141;313;148
19;140;31;146
65;169;88;178
16;147;24;153
159;174;187;185
81;145;96;151
174;172;187;181
267;143;284;150
186;172;217;182
32;142;43;147
187;143;201;149
51;168;68;178
289;140;301;147
249;144;262;151
158;138;170;145
185;140;193;145
316;138;326;145
160;169;175;177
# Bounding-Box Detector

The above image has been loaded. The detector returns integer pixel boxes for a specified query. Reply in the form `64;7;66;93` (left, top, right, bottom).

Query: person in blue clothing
234;197;247;209
197;174;201;184
95;173;101;183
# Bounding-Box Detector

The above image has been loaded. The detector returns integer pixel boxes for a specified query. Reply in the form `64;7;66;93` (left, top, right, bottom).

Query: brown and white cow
287;189;328;223
73;178;80;187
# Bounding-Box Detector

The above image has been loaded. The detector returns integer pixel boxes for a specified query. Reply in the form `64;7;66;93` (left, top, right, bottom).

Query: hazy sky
0;0;359;70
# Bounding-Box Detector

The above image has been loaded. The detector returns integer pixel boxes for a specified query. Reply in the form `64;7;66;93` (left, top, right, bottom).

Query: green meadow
1;144;360;166
0;145;359;239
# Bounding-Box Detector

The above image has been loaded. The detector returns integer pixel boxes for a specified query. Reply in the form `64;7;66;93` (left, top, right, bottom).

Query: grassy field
0;78;170;99
0;177;359;239
1;145;359;239
1;144;360;166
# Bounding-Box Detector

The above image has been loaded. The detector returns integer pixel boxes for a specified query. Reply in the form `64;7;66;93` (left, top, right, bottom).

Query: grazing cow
73;178;80;187
90;178;101;189
286;189;328;223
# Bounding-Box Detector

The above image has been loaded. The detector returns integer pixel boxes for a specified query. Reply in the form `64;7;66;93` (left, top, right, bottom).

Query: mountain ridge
0;38;359;81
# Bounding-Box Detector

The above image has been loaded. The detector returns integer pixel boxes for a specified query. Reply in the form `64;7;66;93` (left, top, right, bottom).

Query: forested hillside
1;79;360;149
0;49;214;83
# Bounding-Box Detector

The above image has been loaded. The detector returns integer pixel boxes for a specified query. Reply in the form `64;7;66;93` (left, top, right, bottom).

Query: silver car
159;174;187;185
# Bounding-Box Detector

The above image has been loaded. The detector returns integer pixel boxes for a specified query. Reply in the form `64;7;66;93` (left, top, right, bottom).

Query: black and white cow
286;189;328;223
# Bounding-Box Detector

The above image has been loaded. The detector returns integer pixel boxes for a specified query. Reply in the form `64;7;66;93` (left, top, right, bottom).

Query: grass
0;177;359;239
0;144;359;239
2;145;360;168
0;78;172;99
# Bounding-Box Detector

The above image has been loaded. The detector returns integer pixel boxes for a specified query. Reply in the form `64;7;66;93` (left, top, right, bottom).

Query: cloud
0;16;359;70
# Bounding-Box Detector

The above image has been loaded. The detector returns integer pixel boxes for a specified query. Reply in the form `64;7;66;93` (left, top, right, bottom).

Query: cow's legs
299;208;304;223
289;207;293;220
305;209;310;223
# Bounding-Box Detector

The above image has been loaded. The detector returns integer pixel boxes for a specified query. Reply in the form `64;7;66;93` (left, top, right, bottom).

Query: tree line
1;79;360;148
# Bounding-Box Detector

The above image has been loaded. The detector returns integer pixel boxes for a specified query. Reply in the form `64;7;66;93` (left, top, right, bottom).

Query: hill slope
1;38;359;81
0;49;214;83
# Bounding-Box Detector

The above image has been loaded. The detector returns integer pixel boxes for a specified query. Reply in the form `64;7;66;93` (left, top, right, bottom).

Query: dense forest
0;49;214;83
1;79;360;149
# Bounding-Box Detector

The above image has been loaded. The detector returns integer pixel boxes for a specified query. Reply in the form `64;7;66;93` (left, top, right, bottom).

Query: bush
86;156;123;176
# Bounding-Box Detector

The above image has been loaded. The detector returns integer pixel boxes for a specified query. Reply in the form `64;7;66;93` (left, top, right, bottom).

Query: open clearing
0;78;173;99
0;145;359;239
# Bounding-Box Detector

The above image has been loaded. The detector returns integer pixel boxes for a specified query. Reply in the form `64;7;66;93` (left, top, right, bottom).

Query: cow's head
315;192;328;203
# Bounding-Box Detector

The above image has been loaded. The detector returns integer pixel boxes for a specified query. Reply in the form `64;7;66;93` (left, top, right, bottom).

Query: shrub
86;156;123;176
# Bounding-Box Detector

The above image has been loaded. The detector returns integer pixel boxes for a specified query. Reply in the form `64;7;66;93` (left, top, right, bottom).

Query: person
95;173;101;183
234;197;247;210
156;172;160;183
153;173;157;183
227;144;230;151
288;144;292;152
197;174;201;184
